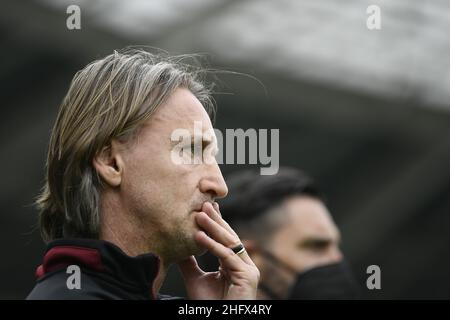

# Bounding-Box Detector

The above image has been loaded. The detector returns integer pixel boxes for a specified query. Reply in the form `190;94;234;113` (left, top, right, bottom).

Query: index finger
202;202;238;238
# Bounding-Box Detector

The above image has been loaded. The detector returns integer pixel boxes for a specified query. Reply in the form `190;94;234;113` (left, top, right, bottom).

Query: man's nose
328;247;343;263
199;163;228;199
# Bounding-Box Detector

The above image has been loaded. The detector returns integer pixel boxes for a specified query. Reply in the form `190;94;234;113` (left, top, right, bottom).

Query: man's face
254;195;343;286
269;196;342;273
118;88;228;262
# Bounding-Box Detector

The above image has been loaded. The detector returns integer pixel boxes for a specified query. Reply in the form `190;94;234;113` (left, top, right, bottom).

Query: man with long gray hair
27;48;259;299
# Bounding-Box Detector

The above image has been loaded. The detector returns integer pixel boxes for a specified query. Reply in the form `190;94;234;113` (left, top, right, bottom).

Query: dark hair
219;167;324;241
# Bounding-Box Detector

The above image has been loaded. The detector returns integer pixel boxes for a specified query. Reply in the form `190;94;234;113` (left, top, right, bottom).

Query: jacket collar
35;238;160;298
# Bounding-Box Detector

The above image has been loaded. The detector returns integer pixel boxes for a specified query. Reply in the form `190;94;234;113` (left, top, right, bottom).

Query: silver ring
231;243;246;255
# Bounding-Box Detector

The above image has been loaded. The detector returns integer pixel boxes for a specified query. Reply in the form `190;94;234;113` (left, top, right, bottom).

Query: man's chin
194;245;208;257
183;219;208;257
175;243;207;263
188;239;207;257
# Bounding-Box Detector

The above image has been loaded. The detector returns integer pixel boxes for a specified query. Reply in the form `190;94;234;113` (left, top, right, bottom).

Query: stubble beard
167;212;206;262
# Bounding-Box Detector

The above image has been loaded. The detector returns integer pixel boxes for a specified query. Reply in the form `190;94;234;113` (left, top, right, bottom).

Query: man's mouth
193;201;213;213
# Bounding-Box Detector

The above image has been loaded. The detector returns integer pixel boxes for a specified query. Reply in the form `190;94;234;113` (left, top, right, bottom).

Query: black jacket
27;238;179;300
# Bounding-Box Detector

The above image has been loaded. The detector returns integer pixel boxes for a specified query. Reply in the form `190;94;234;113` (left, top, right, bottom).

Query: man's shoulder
26;268;184;300
26;269;117;300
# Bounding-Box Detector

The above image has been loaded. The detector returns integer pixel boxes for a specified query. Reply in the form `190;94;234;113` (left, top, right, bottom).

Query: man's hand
177;202;260;300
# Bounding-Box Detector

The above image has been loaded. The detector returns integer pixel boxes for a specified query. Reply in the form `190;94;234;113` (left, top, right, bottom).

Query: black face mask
259;250;361;300
288;261;361;299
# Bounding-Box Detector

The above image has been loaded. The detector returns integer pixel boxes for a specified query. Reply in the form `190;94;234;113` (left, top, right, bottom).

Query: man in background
219;167;360;299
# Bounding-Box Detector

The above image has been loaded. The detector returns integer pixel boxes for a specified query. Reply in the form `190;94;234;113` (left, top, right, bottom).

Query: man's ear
92;140;125;187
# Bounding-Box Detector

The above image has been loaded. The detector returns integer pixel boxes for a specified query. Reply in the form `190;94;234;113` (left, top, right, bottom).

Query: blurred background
1;0;450;299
